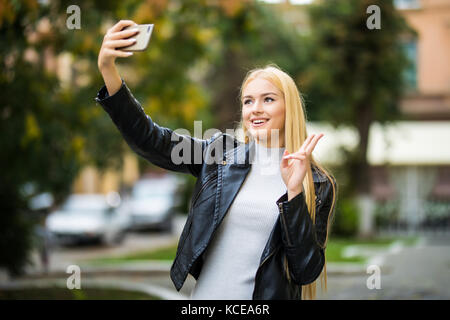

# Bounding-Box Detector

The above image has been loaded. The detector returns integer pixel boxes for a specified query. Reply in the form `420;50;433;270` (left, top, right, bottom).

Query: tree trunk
206;49;246;133
354;104;376;238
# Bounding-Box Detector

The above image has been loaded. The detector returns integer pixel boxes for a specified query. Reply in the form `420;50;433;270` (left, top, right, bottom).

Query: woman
96;20;337;300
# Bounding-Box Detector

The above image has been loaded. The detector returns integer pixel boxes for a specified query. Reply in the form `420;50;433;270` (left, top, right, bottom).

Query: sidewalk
3;226;448;299
317;234;450;299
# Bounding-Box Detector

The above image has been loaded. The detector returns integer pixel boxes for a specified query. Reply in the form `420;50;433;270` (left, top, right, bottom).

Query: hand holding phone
119;24;154;51
98;20;153;96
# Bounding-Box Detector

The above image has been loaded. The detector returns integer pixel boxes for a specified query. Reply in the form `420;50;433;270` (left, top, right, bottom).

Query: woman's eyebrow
242;92;278;99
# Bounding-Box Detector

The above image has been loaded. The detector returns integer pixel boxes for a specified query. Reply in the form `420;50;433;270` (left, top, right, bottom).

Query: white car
46;193;129;246
128;175;182;232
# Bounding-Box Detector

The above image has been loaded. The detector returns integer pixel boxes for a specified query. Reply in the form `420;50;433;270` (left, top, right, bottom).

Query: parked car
46;192;129;246
127;175;181;232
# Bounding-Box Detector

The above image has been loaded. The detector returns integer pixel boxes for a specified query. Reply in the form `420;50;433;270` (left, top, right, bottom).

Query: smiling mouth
250;119;269;127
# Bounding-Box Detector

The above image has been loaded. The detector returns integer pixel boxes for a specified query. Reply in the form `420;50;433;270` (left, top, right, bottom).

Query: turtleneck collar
253;141;285;165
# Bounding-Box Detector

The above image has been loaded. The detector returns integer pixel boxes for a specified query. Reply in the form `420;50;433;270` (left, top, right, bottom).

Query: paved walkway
2;233;449;300
317;234;450;299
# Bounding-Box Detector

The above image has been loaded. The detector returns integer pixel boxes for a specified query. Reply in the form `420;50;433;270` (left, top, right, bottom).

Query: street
317;233;450;299
3;215;450;300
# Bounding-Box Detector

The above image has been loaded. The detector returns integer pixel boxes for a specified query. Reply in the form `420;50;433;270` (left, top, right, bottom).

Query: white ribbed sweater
190;142;286;300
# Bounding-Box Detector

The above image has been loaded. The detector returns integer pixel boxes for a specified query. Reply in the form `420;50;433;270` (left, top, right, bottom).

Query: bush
331;197;359;237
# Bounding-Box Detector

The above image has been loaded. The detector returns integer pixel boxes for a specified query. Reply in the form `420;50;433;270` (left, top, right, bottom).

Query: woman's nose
252;99;264;112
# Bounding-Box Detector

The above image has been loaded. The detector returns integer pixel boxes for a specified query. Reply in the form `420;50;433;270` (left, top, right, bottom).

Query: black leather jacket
95;79;337;300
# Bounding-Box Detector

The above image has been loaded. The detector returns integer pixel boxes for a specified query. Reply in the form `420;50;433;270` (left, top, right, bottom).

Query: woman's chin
249;129;270;140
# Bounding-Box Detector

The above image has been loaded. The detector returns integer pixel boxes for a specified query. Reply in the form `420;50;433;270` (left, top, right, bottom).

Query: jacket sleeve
275;176;337;285
94;79;218;177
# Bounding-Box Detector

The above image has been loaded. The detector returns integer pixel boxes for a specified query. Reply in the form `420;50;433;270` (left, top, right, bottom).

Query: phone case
120;24;154;51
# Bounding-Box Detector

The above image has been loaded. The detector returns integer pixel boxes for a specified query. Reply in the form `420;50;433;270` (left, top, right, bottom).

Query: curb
0;278;187;300
22;259;373;278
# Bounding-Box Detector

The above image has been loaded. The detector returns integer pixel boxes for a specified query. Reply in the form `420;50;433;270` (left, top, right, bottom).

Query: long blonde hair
237;64;337;300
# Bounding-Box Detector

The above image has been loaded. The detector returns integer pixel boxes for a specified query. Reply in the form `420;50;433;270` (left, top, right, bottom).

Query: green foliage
300;0;416;204
201;1;309;131
0;1;127;275
331;197;359;237
86;244;178;264
302;0;414;125
1;0;304;275
0;191;34;276
0;0;415;274
325;240;366;263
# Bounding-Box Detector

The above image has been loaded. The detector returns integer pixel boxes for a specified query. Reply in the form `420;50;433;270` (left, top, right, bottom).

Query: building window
394;0;421;10
402;40;418;91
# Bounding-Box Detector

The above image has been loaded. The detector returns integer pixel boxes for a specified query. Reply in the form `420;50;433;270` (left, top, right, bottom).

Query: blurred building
72;152;140;194
398;0;450;120
267;0;450;232
375;0;450;232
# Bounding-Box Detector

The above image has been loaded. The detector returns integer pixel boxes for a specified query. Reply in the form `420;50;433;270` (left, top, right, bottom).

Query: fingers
300;134;316;152
110;20;137;33
305;133;324;154
104;38;137;49
283;154;306;161
281;150;305;169
282;133;324;163
105;48;134;58
108;28;140;40
296;133;324;154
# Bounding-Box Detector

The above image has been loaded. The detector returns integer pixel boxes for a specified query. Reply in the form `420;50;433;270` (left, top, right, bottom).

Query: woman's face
242;77;285;148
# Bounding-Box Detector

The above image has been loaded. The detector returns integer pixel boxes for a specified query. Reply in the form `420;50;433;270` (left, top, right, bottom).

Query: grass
0;287;160;300
325;235;419;264
325;241;366;263
85;236;419;265
86;244;178;265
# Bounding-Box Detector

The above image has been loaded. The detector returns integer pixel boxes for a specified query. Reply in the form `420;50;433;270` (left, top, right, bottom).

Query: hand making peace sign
280;133;324;200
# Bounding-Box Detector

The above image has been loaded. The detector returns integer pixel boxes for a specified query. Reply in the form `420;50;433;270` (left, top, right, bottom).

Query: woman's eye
243;97;273;105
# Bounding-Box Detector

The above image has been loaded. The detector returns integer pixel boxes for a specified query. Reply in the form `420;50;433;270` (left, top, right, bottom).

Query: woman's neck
255;139;284;149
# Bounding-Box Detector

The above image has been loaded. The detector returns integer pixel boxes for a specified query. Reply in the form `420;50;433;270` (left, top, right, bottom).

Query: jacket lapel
213;140;254;228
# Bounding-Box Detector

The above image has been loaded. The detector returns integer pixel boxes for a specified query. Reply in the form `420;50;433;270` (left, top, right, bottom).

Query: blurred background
0;0;449;300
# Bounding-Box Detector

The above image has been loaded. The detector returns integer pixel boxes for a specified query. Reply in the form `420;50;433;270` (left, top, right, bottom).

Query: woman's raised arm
98;20;139;96
95;20;221;177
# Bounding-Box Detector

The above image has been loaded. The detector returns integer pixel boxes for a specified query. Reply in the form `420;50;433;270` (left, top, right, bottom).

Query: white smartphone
120;24;154;51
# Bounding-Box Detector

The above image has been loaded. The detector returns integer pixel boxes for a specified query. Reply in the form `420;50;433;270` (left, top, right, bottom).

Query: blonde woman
96;20;337;300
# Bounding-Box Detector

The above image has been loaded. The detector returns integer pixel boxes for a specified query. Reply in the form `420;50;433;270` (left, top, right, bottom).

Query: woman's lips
250;119;269;128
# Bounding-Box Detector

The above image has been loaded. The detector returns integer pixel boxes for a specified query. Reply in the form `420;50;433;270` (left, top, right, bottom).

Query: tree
301;0;415;236
0;0;88;276
0;0;309;275
201;1;309;132
0;0;212;275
